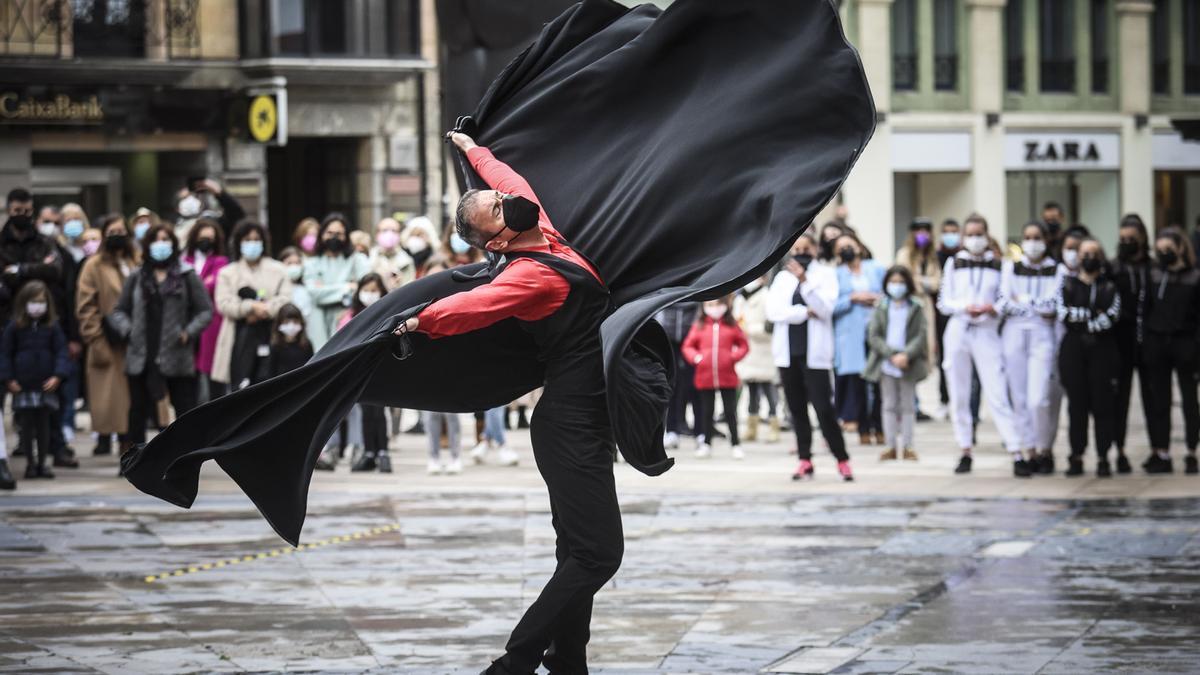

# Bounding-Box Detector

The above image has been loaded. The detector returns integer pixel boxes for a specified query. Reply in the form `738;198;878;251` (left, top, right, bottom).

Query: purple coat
184;253;228;375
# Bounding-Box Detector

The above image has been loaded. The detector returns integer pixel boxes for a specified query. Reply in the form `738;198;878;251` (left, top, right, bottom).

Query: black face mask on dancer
1117;241;1139;262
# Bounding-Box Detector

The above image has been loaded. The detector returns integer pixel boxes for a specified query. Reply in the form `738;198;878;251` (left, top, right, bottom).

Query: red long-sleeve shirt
416;147;601;339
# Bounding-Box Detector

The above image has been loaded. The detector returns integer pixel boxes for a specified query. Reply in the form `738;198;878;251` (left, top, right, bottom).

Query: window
1039;0;1075;92
1185;0;1200;93
892;0;918;91
1005;0;1025;92
72;0;147;58
1090;0;1108;93
933;0;957;91
1152;0;1169;94
244;0;420;58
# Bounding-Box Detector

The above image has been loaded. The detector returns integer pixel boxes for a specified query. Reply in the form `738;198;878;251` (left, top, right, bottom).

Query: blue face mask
449;233;471;255
134;222;151;241
941;232;960;249
148;240;173;263
240;240;264;261
63;219;84;239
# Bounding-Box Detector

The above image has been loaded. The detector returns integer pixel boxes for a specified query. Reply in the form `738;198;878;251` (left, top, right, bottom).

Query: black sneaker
1065;456;1084;476
35;465;54;479
93;441;112;456
1144;454;1174;474
24;462;37;480
954;455;972;474
1013;459;1034;478
53;451;79;469
1036;454;1055;475
377;452;393;474
1186;454;1198;475
351;452;377;473
0;459;13;490
1096;460;1112;477
916;410;932;422
1116;454;1132;474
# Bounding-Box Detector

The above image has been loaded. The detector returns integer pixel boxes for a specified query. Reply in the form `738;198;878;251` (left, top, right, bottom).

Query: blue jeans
483;407;506;445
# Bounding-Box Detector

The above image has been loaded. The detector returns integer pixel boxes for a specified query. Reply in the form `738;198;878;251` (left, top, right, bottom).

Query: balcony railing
1186;64;1200;95
893;54;917;91
1091;58;1108;94
934;54;957;91
0;0;69;57
1006;56;1025;92
1040;59;1076;93
0;0;197;58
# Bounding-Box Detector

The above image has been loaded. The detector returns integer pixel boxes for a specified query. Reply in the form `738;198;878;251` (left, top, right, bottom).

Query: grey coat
109;265;213;378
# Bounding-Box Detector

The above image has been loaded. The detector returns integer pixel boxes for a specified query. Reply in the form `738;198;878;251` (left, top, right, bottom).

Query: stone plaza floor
2;399;1199;673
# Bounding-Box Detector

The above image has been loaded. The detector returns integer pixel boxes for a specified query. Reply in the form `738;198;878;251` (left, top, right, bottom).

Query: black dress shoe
36;465;54;479
1144;454;1174;474
0;459;14;490
1065;456;1084;476
350;452;377;472
1013;459;1034;478
916;410;932;422
1096;459;1112;477
1186;454;1198;475
24;462;37;480
1036;454;1054;474
53;452;79;469
92;442;112;456
1116;454;1132;474
954;455;972;474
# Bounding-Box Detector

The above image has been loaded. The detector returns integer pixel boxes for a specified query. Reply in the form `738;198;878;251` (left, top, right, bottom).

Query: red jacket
681;317;749;390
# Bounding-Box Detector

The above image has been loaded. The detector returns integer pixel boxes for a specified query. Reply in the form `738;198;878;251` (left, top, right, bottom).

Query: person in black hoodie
1056;239;1121;477
1143;227;1200;474
1110;214;1151;473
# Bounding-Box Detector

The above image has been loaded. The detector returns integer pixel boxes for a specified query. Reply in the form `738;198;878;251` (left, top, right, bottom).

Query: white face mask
26;301;47;318
278;321;303;338
358;290;381;307
704;306;726;320
405;236;428;254
178;195;202;218
964;235;988;256
285;264;302;281
1022;239;1046;260
1062;249;1079;269
886;283;908;300
37;222;58;237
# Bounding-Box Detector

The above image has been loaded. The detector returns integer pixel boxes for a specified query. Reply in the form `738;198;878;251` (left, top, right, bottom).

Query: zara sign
1004;132;1121;171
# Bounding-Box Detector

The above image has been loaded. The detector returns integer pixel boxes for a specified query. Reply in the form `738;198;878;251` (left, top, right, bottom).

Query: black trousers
127;373;198;446
360;404;388;455
17;407;50;468
780;366;848;461
666;347;699;435
745;381;778;417
494;394;622;674
1114;322;1152;452
835;373;881;434
698;387;740;446
1143;332;1200;450
935;308;950;405
1059;333;1119;458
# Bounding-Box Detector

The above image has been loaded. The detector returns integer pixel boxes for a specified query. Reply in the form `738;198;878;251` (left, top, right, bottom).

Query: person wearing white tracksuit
999;221;1063;475
937;214;1030;477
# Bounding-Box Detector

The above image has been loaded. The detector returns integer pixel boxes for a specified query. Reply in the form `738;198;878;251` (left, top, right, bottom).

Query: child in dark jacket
682;296;749;459
0;281;70;479
268;303;314;378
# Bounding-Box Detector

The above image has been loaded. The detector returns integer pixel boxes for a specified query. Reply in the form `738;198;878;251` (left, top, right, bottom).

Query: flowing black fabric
124;0;874;546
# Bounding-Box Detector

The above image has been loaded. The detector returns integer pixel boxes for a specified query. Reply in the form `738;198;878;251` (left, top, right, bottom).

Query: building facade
0;0;440;249
838;0;1200;257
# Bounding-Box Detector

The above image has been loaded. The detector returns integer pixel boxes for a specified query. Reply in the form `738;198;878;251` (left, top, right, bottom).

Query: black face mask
1080;256;1102;273
1158;250;1178;269
501;195;541;233
1117;241;1139;261
410;247;432;266
105;234;128;252
7;214;32;233
792;253;813;269
1045;220;1061;236
194;238;214;254
838;247;856;263
322;237;345;254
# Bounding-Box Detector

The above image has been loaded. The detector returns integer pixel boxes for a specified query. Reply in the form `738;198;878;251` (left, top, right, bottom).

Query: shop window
1152;0;1169;94
244;0;420;58
1005;0;1025;92
1185;0;1200;94
1038;0;1075;92
72;0;147;58
933;0;957;91
1090;0;1109;93
892;0;918;91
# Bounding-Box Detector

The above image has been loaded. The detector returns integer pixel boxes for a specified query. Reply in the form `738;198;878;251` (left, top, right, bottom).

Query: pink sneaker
837;460;854;482
791;459;814;481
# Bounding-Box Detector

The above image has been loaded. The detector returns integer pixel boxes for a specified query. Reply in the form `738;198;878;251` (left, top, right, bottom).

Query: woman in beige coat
76;214;138;457
734;273;780;441
211;221;293;388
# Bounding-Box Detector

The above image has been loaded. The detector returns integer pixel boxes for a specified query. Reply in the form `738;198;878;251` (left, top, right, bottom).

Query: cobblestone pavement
2;392;1199;673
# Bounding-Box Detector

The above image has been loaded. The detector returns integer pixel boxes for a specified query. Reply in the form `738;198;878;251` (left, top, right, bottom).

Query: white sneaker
445;457;463;474
497;446;519;466
695;443;712;459
663;431;679;449
469;441;489;464
426;459;443;475
732;446;745;460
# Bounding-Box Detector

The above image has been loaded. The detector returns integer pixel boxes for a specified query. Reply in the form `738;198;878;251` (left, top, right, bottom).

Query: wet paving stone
2;491;1200;672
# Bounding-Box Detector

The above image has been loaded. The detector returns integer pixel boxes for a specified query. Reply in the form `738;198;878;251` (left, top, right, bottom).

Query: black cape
123;0;875;546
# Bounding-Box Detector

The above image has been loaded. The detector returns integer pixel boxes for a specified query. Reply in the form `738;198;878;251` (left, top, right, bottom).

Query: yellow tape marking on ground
143;523;400;583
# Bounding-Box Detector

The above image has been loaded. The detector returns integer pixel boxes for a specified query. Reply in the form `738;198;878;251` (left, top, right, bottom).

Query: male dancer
397;131;620;674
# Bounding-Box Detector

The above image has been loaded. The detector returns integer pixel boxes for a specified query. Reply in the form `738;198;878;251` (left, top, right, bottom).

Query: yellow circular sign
248;95;277;143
